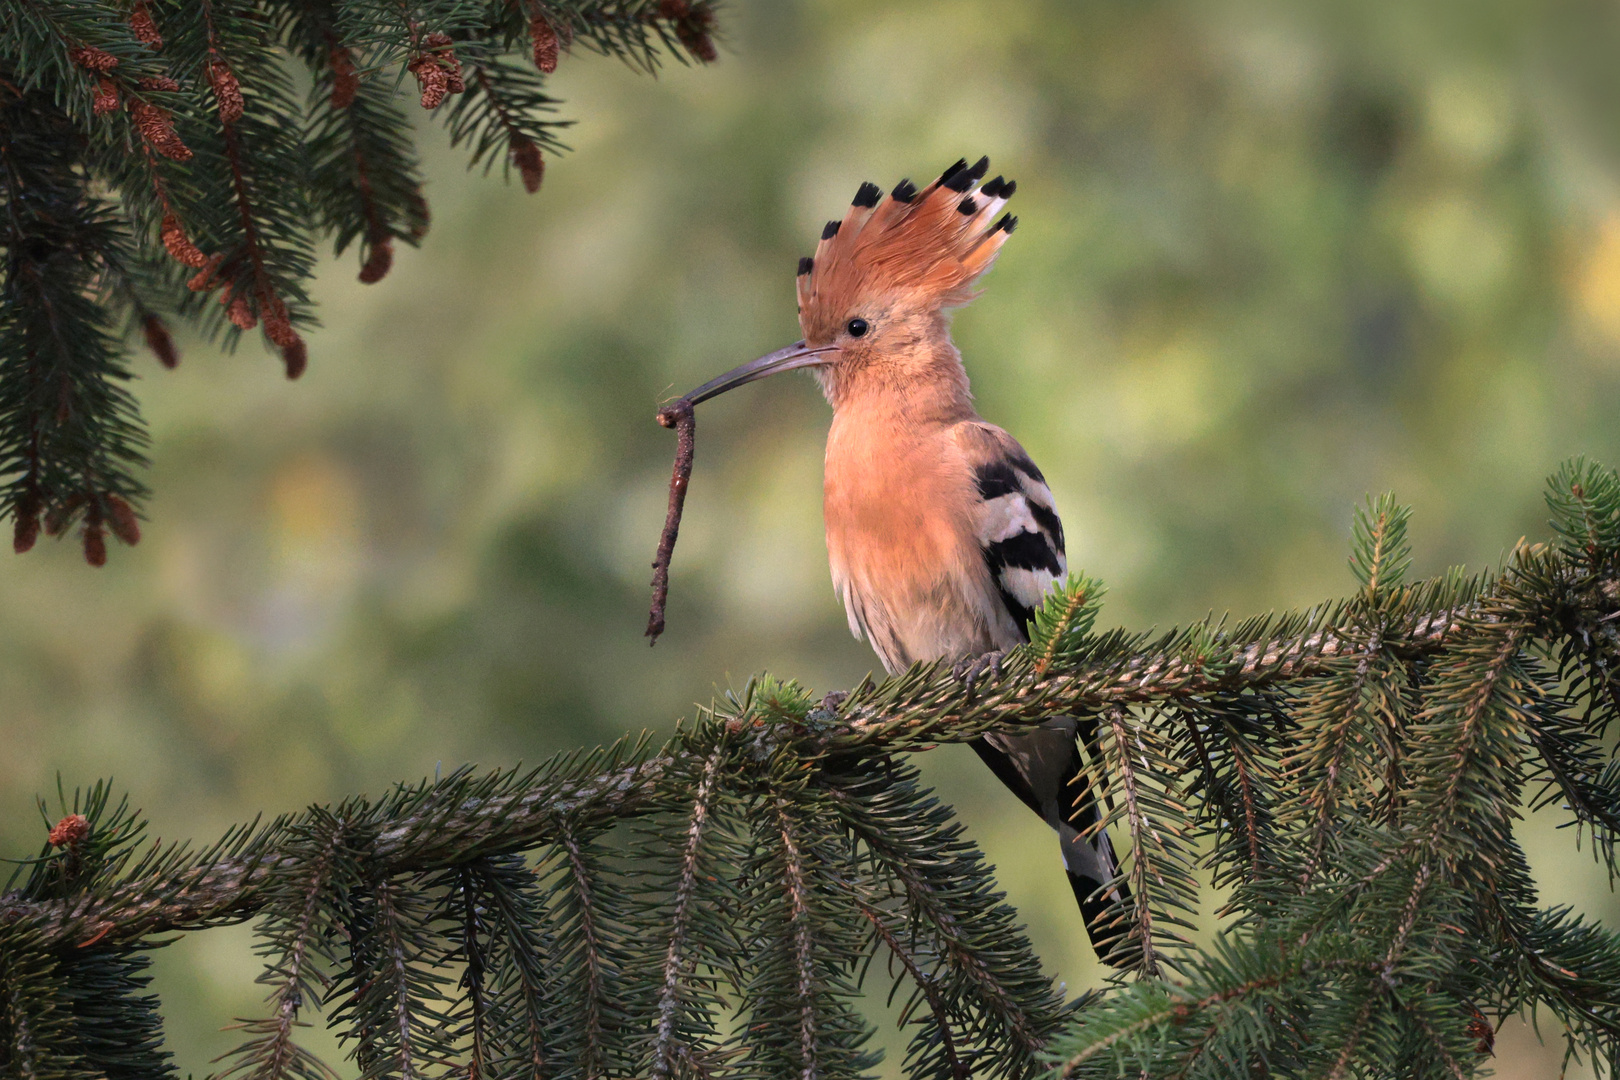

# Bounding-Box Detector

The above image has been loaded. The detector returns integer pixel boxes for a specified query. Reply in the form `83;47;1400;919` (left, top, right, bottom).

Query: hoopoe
673;156;1129;963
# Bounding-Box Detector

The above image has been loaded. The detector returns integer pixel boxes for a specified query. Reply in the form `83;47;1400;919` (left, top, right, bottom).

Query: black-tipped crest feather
796;155;1019;341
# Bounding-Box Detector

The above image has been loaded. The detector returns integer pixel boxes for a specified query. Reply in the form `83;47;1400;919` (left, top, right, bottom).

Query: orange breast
822;404;998;668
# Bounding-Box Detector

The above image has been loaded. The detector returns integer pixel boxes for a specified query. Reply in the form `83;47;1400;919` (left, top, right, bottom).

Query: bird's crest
796;156;1017;342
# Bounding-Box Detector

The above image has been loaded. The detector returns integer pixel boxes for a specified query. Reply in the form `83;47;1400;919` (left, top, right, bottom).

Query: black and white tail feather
967;442;1135;965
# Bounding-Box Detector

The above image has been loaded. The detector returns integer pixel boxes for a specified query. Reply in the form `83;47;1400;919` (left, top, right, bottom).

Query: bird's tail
971;724;1136;968
1059;771;1137;969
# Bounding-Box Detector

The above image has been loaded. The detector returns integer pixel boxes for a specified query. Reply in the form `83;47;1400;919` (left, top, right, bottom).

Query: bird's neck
822;336;976;427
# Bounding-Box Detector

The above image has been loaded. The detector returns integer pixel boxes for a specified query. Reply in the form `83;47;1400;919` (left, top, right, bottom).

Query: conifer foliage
0;0;719;564
6;459;1620;1079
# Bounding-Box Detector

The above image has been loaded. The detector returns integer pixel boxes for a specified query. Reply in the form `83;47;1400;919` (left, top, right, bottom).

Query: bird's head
676;156;1017;414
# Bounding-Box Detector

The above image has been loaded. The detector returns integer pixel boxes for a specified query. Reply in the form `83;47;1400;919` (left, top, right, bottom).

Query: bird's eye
845;318;869;338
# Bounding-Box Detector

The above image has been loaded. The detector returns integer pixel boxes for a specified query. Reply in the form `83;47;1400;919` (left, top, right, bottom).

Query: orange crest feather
796;156;1018;343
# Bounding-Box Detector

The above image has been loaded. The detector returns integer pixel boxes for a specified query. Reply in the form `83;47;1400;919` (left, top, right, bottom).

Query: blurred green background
7;0;1620;1075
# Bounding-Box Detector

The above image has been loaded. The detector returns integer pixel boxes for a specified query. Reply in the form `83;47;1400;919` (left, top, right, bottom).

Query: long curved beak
681;341;838;406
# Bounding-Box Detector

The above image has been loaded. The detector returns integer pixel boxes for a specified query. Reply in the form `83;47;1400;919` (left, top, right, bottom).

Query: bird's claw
952;650;1004;695
820;690;849;713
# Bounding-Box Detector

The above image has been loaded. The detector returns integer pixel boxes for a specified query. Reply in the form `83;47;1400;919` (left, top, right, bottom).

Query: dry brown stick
646;398;696;643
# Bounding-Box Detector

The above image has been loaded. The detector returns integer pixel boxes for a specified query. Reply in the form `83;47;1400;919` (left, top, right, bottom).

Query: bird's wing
955;424;1134;963
959;423;1067;640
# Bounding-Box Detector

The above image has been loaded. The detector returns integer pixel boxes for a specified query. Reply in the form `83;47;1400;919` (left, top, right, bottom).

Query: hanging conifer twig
0;0;724;564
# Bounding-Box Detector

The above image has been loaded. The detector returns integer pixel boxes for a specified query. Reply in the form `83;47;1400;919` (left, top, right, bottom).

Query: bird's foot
951;650;1004;696
819;690;849;713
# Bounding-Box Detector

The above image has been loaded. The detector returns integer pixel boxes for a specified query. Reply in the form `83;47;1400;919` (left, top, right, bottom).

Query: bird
670;156;1130;964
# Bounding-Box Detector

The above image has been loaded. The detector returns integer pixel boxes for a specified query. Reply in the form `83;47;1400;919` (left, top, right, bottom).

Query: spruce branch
328;871;456;1080
0;0;726;557
538;822;633;1080
769;799;820;1079
856;898;967;1080
1090;705;1199;976
7;464;1620;1078
210;813;350;1080
647;738;731;1080
0;81;150;562
819;757;1067;1076
1167;689;1287;901
3;533;1617;952
435;854;555;1080
450;865;494;1080
0;929;83;1080
732;792;867;1080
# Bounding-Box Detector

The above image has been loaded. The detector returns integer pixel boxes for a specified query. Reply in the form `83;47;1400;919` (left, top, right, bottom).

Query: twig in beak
646;398;696;644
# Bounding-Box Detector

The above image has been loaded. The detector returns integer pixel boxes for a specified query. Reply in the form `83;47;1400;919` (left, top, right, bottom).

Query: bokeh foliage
5;0;1620;1076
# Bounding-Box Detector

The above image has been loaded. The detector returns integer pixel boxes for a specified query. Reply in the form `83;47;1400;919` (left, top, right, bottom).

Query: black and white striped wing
972;452;1066;641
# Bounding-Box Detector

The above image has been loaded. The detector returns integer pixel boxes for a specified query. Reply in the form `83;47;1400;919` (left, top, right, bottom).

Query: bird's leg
952;650;1004;696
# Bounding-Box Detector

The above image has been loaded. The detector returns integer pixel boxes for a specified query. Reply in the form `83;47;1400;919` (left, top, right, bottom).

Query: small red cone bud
409;34;463;109
13;491;40;554
330;47;359;108
262;288;306;376
419;69;448;109
227;292;257;330
69;47;119;73
83;523;107;566
675;20;717;63
14;514;39;554
530;13;559;73
206;56;244;124
130;2;162;46
658;0;717;63
281;337;308;379
409;55;449;109
160;212;209;269
140;75;179;92
128;97;191;161
510;136;544;194
187;252;224;291
49;814;90;848
92;78;121;115
260;292;298;347
105;495;141;546
358;235;393;283
141;314;179;368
